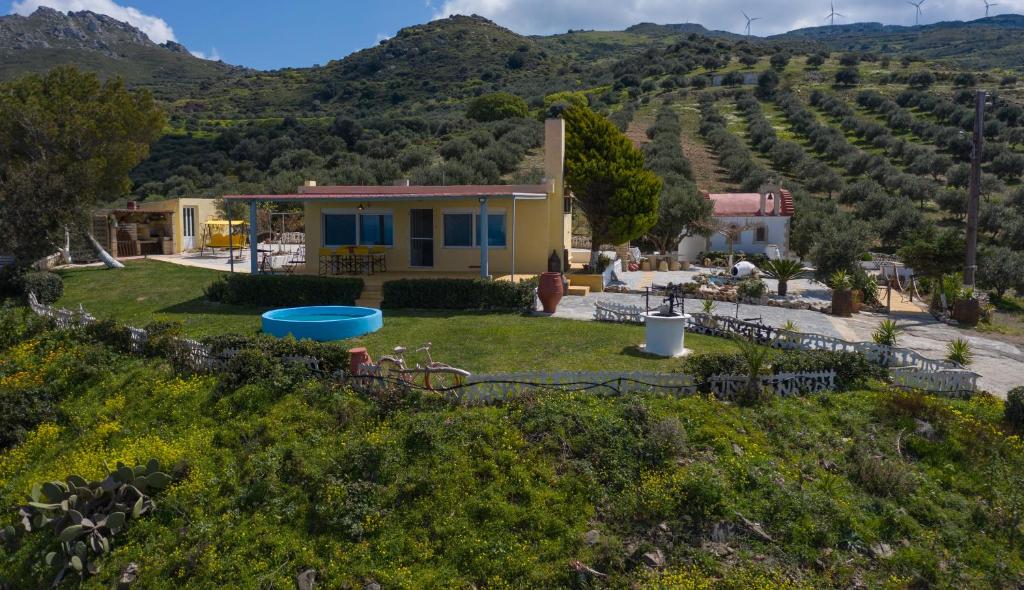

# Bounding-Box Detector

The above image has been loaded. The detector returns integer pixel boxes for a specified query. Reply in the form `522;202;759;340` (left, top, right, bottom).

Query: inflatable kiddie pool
261;306;383;342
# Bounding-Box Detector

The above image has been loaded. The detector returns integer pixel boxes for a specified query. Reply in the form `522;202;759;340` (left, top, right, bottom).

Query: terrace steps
566;285;590;297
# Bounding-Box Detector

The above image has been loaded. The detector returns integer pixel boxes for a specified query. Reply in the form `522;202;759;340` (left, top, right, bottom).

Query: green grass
57;260;739;373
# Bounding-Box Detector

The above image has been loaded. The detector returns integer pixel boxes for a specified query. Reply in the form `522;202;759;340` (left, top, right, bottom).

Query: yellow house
224;119;571;278
137;197;220;253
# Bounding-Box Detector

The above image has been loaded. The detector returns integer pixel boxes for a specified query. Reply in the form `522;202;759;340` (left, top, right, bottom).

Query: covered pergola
223;183;551;278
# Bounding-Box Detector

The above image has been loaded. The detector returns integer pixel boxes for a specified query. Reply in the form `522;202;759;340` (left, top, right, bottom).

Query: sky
8;0;1024;70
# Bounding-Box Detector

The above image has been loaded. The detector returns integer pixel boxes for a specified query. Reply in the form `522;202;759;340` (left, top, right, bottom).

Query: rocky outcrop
1;7;157;58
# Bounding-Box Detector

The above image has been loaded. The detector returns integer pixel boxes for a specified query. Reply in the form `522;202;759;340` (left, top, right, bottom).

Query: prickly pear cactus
1;459;174;586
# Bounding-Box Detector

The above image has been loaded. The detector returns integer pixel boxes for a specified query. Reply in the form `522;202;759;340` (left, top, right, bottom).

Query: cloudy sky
7;0;1023;69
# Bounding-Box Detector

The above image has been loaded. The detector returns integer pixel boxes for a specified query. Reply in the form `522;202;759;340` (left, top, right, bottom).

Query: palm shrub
872;319;900;347
734;337;773;406
829;269;853;291
761;258;809;296
946;338;973;366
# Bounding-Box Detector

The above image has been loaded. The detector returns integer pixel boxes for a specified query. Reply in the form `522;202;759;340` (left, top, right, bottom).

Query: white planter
642;312;692;358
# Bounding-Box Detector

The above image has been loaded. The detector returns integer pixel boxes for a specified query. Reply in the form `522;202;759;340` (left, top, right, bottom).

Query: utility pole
964;90;986;287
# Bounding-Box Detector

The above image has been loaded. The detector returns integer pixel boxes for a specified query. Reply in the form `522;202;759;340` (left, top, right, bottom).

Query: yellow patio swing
199;220;249;257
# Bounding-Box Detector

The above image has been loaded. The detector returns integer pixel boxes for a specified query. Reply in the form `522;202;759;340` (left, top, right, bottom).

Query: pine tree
562;105;662;258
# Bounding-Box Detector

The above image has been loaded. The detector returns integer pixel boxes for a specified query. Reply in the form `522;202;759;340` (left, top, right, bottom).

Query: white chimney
759;192;767;216
393;179;411;187
303;180;317;187
543;118;565;186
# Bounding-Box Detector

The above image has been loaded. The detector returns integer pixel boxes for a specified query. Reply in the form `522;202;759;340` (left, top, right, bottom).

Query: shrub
771;350;878;390
0;384;60;449
381;278;535;311
643;417;688;466
1005;387;1024;432
466;92;528;122
82;319;136;352
204;333;351;375
21;271;63;304
737;278;767;300
849;445;916;498
681;353;747;390
205;274;363;307
0;304;53;351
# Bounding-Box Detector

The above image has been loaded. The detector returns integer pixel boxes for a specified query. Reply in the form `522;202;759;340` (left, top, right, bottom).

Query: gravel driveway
553;291;1024;397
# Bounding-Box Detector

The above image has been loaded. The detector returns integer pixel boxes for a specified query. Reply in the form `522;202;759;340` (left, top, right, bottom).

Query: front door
410;209;434;267
183;206;197;250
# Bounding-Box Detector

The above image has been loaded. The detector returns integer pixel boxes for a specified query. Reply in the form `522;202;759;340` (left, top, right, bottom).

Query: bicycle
372;343;470;391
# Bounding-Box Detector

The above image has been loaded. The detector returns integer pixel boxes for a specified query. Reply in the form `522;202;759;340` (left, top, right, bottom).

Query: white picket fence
25;293;976;401
457;369;837;405
594;303;978;396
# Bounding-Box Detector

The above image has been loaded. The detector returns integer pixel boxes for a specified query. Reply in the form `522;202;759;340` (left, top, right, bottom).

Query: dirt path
676;102;736;192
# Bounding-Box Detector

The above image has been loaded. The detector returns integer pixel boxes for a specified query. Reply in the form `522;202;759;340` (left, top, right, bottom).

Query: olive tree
0;67;165;269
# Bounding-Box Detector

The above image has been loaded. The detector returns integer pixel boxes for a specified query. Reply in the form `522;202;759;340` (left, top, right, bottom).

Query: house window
324;210;393;247
476;214;507;247
443;213;474;247
323;213;357;247
443;212;506;247
359;213;394;246
755;227;767;242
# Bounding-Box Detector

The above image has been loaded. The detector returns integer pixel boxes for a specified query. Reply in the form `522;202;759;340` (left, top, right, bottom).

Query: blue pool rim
261;306;383;342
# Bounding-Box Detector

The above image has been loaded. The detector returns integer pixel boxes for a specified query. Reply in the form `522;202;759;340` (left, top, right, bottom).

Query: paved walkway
554;292;1024;397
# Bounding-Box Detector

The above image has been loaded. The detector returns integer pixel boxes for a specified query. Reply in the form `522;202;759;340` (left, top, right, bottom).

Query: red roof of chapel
704;189;794;217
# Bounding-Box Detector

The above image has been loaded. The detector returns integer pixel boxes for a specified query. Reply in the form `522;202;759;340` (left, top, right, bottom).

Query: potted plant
761;259;809;297
829;269;854;317
952;287;981;326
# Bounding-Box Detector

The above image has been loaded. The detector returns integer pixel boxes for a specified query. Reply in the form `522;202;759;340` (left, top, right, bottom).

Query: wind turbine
742;11;761;36
825;2;844;27
985;0;998;17
908;0;926;26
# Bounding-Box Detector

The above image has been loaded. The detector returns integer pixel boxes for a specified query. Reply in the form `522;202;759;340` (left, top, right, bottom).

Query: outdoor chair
352;246;373;275
335;246;356;274
370;246;387;273
318;248;334;275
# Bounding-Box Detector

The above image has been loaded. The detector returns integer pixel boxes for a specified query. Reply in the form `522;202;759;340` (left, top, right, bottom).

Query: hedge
205;274;363;307
682;349;878;392
380;278;536;311
21;271;64;304
203;333;351;375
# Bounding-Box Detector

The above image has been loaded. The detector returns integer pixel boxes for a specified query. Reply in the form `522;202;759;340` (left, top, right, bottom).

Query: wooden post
964;90;986;287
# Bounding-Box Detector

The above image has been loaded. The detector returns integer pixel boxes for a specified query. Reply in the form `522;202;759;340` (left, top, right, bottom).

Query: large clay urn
538;272;564;313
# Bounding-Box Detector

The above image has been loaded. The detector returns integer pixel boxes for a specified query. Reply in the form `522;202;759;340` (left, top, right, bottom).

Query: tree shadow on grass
619;345;673;361
158;296;269;317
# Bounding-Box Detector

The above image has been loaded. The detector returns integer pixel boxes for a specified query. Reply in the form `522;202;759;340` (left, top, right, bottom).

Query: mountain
773;15;1024;70
0;7;243;98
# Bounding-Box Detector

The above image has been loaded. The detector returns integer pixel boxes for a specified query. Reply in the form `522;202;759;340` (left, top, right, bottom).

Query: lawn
57;260;739;374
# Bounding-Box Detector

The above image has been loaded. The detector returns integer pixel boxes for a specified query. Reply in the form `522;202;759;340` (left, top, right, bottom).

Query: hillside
774;15;1024;70
1;303;1023;588
0;7;242;98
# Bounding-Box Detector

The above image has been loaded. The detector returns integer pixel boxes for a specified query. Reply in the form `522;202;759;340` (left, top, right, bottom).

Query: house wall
705;215;791;256
303;196;558;275
138;198;219;253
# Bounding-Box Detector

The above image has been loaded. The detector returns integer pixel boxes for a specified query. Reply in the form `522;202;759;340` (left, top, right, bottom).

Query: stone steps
565;285;590;297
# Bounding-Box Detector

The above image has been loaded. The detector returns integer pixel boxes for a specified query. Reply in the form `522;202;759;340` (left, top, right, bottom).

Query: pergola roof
224;183;551;202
